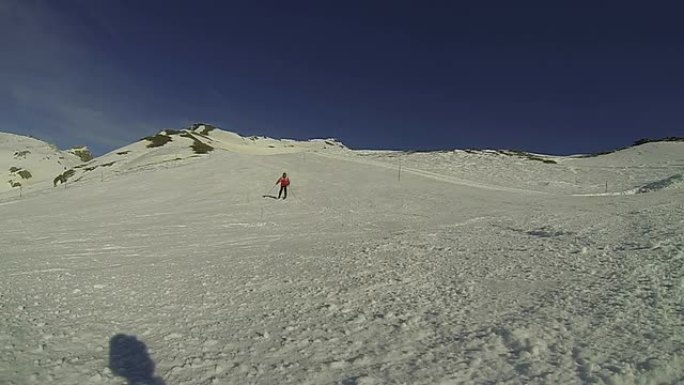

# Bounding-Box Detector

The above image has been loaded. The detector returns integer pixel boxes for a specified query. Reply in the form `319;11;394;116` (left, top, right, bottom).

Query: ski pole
265;184;276;196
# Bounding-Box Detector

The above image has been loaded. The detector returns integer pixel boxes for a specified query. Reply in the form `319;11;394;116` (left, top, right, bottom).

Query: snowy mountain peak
187;123;349;151
187;123;220;135
134;124;349;156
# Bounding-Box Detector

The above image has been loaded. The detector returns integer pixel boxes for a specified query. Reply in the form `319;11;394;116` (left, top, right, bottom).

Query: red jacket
277;177;290;187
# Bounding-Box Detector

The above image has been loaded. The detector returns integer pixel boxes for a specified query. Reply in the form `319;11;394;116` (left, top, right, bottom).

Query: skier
276;172;290;199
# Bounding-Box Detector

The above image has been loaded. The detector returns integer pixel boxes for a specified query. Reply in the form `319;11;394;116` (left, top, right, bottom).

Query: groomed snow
1;131;682;385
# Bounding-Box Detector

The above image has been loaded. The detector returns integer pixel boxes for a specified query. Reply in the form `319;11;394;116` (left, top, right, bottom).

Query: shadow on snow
109;334;166;385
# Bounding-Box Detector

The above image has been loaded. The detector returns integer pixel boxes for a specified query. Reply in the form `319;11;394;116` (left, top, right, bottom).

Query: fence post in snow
605;181;608;193
398;158;402;182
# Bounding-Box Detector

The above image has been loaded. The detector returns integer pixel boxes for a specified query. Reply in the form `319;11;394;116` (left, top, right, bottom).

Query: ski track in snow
313;151;549;195
1;141;683;385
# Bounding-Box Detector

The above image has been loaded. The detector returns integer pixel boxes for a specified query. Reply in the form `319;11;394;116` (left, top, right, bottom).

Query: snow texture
1;126;683;385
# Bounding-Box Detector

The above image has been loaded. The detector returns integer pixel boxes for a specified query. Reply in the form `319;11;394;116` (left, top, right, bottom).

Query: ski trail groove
312;151;548;194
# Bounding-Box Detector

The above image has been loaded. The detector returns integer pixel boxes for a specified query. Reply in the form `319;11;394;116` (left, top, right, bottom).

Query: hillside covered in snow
2;124;347;196
0;132;91;194
0;126;683;385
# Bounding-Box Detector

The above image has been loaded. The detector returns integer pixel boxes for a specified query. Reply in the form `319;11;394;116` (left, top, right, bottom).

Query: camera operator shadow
109;334;166;385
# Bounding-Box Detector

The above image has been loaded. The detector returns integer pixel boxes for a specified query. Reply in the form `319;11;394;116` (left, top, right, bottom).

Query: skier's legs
283;186;287;199
278;186;284;199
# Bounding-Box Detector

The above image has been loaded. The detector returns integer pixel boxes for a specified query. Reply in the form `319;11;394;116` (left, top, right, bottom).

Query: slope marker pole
398;158;402;182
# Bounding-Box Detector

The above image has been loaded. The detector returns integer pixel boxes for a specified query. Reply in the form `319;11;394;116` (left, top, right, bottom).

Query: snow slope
0;131;683;385
0;133;85;194
30;124;348;190
353;141;684;195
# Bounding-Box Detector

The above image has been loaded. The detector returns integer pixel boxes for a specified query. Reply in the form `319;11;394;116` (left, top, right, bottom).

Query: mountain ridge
1;125;682;197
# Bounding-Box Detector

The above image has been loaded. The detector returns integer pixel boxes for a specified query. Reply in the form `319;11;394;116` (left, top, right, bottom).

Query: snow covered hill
0;128;683;385
0;132;87;194
353;141;684;195
21;124;348;192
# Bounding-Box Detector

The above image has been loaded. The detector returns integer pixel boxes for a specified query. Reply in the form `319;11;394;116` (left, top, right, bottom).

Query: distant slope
580;136;684;157
183;123;347;155
45;124;349;188
2;125;682;198
0;132;85;193
353;141;684;195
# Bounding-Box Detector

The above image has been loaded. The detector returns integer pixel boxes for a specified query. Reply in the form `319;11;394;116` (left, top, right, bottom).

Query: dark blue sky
1;0;683;155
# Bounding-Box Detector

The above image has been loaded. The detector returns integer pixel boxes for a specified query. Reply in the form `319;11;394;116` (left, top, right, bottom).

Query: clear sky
1;0;683;155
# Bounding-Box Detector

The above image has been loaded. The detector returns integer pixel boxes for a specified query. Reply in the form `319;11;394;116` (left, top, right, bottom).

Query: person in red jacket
276;172;290;199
